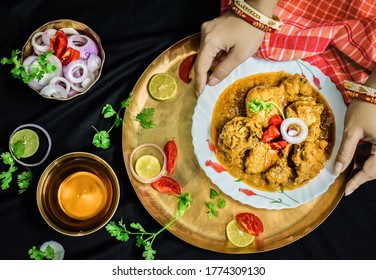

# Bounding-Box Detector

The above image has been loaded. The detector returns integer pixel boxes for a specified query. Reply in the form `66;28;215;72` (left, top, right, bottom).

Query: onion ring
64;59;88;84
31;32;50;54
67;34;98;59
280;117;308;144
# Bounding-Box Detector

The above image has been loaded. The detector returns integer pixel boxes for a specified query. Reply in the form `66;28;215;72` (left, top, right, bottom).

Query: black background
0;0;375;260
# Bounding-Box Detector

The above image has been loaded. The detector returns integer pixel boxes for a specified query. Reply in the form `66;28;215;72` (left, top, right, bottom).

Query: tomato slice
60;47;80;66
235;212;264;236
269;140;288;150
262;125;281;143
179;53;197;84
164;139;177;174
50;30;68;58
151;176;182;195
269;114;283;126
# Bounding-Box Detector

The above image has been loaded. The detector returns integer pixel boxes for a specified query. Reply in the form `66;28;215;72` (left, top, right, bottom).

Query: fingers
194;42;220;96
345;146;376;195
334;127;363;175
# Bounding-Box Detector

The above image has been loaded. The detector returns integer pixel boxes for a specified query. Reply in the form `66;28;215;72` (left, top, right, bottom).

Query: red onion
32;32;50;55
87;54;102;72
49;76;71;93
63;59;89;84
40;84;68;98
42;29;57;45
67;34;98;59
280;117;308;144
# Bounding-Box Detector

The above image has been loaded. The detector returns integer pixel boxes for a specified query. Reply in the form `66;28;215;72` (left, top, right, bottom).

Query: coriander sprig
1;49;56;83
92;97;131;149
247;98;286;119
0;152;32;194
106;192;191;260
29;245;56;260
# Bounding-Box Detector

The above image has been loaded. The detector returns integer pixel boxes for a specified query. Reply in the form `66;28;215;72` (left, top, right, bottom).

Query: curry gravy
210;71;335;192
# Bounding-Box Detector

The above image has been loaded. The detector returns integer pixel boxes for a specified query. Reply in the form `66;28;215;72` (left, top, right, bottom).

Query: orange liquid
57;171;107;220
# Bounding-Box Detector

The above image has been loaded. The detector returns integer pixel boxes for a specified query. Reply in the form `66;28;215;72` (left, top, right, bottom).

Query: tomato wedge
164;139;177;174
262;125;280;143
151;176;182;195
269;114;283;126
50;30;68;58
60;47;80;66
269;140;288;150
179;53;197;84
235;212;264;236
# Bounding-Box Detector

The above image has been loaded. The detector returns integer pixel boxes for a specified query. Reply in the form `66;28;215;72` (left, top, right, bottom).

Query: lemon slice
135;155;162;179
148;73;177;100
226;220;255;247
10;128;40;158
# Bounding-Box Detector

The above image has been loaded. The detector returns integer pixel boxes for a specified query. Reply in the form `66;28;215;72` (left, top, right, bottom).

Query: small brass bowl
37;152;119;236
22;19;105;101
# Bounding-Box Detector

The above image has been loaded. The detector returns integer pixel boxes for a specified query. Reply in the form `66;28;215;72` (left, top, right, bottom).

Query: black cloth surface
1;0;376;260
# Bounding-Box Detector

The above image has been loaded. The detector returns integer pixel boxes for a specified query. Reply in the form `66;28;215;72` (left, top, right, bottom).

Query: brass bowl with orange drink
36;152;120;236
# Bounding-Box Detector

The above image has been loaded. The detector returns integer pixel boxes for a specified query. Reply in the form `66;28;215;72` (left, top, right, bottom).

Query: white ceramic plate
191;57;346;210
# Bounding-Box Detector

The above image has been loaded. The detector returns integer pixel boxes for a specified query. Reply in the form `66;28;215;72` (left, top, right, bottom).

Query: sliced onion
49;76;71;93
86;54;102;72
63;59;89;84
67;34;98;59
40;84;68;99
42;29;57;45
59;27;79;35
31;32;50;54
280;117;308;144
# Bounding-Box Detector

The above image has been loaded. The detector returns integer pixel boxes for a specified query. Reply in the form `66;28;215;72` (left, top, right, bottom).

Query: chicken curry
210;71;335;192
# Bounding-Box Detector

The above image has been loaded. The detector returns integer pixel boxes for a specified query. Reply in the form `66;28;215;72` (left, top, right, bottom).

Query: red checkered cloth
220;0;376;104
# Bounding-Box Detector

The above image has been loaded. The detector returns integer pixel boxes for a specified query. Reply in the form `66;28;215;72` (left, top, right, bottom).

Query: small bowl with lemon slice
129;143;166;183
9;123;52;167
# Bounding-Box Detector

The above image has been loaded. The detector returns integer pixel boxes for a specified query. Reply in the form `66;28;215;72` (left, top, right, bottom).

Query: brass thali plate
122;33;350;254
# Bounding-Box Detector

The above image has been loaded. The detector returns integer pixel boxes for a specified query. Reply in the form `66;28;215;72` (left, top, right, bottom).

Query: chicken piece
285;100;324;127
245;86;284;128
244;142;279;174
264;163;295;191
217;116;263;154
292;141;327;184
280;73;313;102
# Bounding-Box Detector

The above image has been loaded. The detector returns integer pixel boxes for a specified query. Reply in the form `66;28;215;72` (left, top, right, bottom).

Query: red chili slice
235;212;264;236
151;176;182;195
179;53;197;84
262;125;281;143
164;139;177;174
50;30;68;58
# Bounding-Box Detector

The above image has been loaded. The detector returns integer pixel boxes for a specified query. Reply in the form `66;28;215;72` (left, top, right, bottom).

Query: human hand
334;99;376;196
194;11;265;96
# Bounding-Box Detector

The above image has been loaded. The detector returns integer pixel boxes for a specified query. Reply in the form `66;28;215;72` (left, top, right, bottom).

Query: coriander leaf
135;108;156;129
1;152;15;165
17;170;32;194
114;116;122;128
28;245;55;260
102;104;117;118
247;98;285;119
209;188;220;199
217;197;227;209
121;95;132;109
174;192;192;218
0;165;17;190
11;140;26;159
206;201;218;219
92;129;111;149
130;222;146;233
105;220;130;242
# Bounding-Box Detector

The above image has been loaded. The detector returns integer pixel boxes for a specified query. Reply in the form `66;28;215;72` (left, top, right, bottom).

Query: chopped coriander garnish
247;98;285;119
206;188;227;219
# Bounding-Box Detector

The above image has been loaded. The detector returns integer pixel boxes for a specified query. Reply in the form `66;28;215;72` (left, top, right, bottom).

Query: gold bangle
228;0;283;32
343;80;376;98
